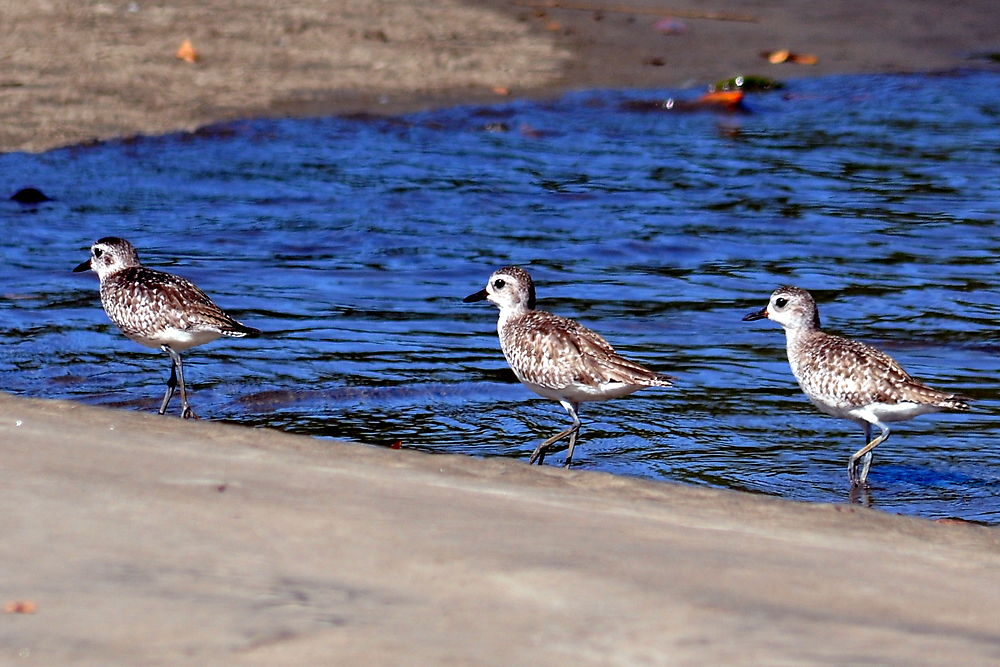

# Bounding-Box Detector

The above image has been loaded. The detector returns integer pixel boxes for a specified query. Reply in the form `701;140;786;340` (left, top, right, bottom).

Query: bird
464;265;672;466
742;285;970;487
74;236;261;419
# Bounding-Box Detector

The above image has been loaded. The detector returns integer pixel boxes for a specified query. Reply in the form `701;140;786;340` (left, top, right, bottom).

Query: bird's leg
158;349;178;415
857;448;875;487
847;423;871;485
528;402;582;466
162;345;198;420
561;403;583;468
175;353;198;420
849;421;889;487
529;425;574;465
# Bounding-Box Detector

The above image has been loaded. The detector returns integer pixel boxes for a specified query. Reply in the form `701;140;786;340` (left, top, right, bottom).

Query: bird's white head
73;237;142;280
463;265;537;314
743;285;821;331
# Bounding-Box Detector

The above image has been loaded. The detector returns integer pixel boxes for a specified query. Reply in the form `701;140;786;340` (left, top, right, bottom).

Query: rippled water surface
3;72;999;523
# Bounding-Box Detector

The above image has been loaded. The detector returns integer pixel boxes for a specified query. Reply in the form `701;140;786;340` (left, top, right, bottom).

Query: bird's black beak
73;259;92;273
463;288;488;303
742;307;768;322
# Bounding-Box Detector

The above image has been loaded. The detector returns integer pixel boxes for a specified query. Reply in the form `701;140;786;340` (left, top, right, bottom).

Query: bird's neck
496;304;529;334
96;264;137;282
782;325;818;374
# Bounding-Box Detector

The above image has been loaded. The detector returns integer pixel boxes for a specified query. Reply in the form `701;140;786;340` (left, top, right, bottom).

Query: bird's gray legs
849;420;889;487
158;359;177;415
528;425;576;465
160;345;198;419
529;401;581;467
561;402;583;467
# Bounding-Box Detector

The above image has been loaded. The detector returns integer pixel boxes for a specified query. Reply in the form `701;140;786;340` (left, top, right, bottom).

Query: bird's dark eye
93;247;104;259
775;297;788;308
492;278;506;289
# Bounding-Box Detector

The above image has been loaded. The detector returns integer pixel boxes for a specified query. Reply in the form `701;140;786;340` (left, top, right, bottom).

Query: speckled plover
74;237;260;419
464;266;672;466
743;285;970;487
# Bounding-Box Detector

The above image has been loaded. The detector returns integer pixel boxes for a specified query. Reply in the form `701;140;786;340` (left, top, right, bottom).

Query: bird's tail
601;355;673;387
221;322;262;338
908;383;971;411
941;393;972;411
648;372;675;388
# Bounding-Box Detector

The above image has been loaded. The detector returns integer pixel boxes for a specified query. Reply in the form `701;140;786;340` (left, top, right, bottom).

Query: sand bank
3;394;999;662
2;0;997;153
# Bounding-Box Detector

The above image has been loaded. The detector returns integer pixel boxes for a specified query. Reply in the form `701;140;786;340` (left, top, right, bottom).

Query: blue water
2;71;998;523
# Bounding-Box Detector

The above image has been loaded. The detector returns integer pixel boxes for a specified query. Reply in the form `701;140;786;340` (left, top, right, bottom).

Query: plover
743;285;970;487
464;266;672;466
74;237;261;418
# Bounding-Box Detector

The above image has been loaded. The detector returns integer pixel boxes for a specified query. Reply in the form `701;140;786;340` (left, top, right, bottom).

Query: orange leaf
176;39;198;64
693;90;745;110
390;440;402;450
762;49;818;65
697;90;743;105
766;49;790;64
4;600;37;614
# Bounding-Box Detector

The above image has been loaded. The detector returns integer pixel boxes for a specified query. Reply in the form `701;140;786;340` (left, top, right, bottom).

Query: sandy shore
4;394;1000;663
3;0;1000;662
2;0;998;153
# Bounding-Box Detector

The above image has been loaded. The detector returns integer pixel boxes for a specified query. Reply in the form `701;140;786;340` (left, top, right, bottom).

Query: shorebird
74;237;261;418
743;285;970;487
464;266;672;466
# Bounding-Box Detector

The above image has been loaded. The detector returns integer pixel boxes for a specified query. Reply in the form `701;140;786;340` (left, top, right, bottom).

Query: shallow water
2;71;998;523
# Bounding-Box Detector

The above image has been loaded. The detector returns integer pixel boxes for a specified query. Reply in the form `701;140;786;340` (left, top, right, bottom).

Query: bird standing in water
743;285;970;486
465;266;672;466
75;236;261;418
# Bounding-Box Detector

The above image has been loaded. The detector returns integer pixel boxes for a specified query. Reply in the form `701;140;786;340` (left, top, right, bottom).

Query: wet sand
2;0;998;153
4;394;1000;662
3;0;1000;662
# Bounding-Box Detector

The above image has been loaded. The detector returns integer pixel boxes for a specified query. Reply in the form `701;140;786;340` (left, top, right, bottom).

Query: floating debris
9;187;51;204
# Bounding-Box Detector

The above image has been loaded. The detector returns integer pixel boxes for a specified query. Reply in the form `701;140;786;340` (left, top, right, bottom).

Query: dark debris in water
10;187;51;204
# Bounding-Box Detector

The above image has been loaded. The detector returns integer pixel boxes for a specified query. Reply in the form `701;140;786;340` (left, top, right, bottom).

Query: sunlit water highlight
2;71;998;523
